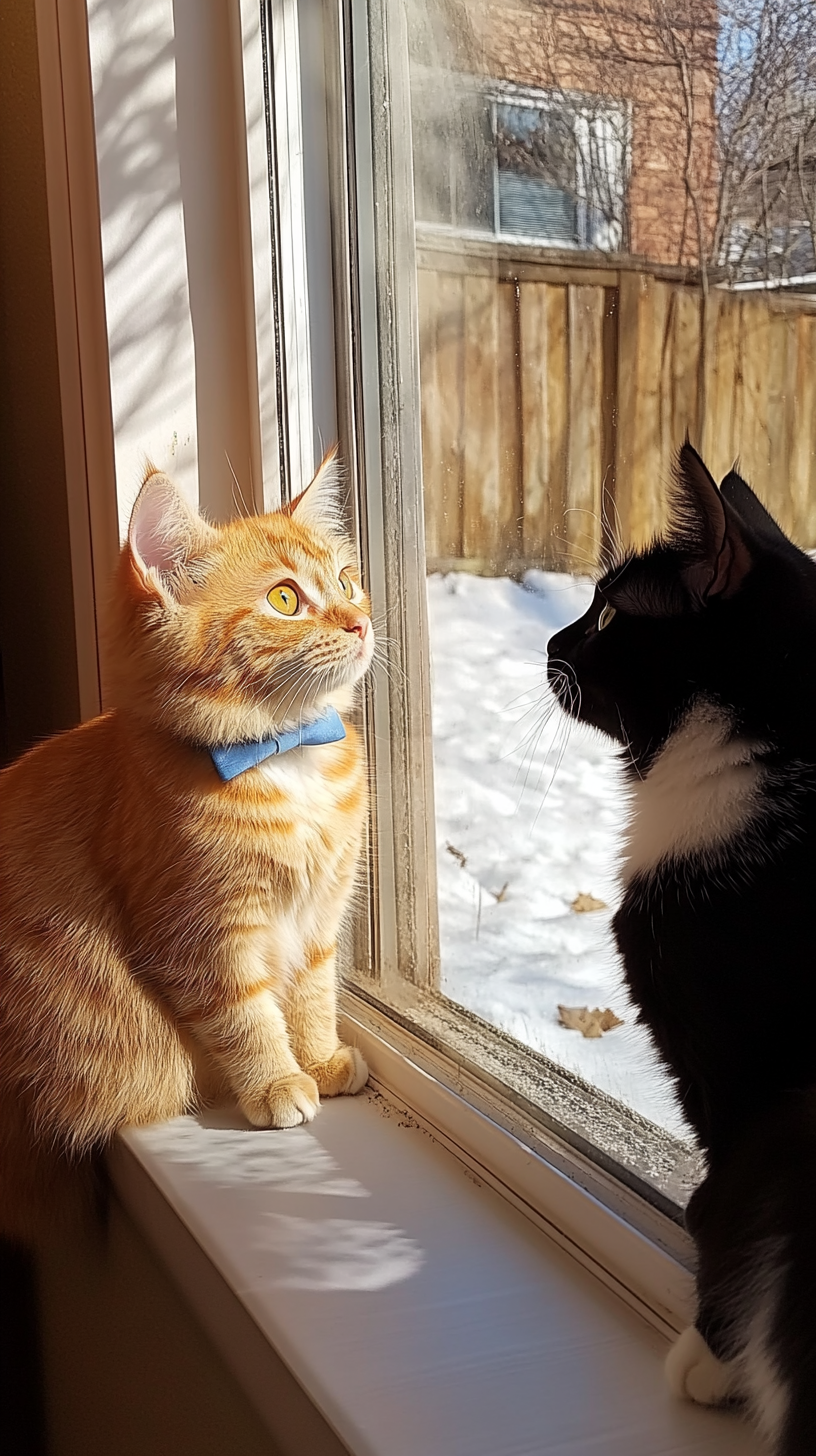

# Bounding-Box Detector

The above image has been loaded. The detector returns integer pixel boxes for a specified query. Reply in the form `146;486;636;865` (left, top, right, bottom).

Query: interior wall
0;0;82;760
86;0;259;531
39;1202;283;1456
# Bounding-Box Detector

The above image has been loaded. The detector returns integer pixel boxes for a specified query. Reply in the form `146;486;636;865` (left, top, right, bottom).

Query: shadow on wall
0;1240;47;1456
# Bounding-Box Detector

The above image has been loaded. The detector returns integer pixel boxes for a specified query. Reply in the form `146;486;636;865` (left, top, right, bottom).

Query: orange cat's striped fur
0;453;372;1242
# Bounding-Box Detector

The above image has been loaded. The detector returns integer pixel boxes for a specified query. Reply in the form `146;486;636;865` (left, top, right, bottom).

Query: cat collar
210;706;346;782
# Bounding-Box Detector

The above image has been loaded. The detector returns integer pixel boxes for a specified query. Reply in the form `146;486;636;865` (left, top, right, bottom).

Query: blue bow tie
210;706;346;782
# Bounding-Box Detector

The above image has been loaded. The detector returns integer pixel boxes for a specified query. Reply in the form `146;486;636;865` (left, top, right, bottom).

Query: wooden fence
417;237;816;574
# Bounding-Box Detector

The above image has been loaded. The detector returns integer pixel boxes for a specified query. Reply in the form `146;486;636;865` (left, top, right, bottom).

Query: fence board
497;282;522;565
418;271;465;562
519;283;568;566
667;286;702;455
702;292;741;480
643;279;673;541
764;310;797;537
613;271;644;548
791;316;816;544
567;285;604;568
740;300;773;506
600;288;619;562
616;274;671;547
461;274;503;564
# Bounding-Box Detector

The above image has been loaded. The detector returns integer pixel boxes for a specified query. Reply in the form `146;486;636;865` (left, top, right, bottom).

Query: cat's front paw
241;1072;320;1128
306;1045;368;1098
665;1326;736;1406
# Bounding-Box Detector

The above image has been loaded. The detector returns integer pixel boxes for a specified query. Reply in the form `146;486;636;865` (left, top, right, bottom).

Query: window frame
410;68;631;252
39;0;701;1338
491;83;630;250
304;0;701;1324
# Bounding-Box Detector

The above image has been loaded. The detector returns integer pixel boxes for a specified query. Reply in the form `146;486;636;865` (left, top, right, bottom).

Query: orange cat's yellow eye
268;584;300;616
339;571;354;600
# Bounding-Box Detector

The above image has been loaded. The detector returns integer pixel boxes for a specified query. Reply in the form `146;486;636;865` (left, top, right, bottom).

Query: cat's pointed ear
288;447;345;534
720;466;789;548
671;442;752;601
128;468;216;599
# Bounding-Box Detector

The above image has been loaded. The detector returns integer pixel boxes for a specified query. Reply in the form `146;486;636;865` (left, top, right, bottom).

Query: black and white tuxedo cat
548;444;816;1455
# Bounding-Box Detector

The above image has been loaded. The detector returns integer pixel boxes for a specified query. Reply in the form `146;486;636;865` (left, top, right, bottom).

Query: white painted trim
340;1006;695;1338
728;272;816;292
236;0;282;512
267;0;316;498
297;0;339;460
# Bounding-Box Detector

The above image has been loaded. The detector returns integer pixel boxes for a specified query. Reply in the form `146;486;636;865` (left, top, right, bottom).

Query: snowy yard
427;569;693;1141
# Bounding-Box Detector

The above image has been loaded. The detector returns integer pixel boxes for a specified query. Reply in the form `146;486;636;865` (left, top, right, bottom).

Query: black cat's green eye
598;603;616;631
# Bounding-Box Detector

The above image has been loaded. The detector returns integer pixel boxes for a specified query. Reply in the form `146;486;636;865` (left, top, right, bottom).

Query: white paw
665;1326;736;1406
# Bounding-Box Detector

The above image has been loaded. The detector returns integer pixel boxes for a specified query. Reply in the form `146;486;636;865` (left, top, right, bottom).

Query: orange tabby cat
0;452;372;1242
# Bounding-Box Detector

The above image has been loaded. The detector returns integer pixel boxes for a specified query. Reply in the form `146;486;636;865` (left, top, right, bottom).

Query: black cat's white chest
621;699;767;884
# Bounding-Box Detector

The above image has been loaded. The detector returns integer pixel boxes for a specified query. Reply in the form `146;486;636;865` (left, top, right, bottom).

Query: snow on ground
427;569;693;1140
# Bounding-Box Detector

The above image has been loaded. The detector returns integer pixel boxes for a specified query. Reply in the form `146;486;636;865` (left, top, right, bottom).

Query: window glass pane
354;0;816;1206
496;103;579;243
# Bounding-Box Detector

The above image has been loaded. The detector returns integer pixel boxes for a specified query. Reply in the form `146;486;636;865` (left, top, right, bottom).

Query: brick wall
447;0;719;266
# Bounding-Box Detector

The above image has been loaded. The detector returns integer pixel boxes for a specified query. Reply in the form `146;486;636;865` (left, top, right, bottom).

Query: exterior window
495;95;626;249
411;79;628;251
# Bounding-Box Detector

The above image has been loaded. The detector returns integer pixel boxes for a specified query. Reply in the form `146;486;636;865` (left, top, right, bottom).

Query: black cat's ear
670;442;752;601
720;467;789;548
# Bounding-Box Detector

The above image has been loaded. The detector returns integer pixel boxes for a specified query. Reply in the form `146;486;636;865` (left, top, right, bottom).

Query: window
271;0;816;1245
33;0;812;1365
718;0;816;286
46;0;814;1334
412;75;628;250
71;0;815;1286
496;92;628;250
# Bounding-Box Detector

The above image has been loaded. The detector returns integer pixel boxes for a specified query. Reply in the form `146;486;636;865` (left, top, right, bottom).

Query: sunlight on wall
87;0;256;533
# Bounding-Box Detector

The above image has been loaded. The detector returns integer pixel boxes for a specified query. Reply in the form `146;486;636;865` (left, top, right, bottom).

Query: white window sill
111;1083;763;1456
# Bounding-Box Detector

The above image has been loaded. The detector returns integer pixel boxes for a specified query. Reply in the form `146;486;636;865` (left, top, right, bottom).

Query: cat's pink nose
345;617;369;639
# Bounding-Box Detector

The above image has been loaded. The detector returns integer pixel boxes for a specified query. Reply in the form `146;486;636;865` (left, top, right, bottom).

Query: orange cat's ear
128;469;216;599
288;447;344;534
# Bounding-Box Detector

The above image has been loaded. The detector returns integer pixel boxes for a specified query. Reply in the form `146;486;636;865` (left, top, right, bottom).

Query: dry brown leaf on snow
570;892;608;913
558;1005;625;1039
446;842;467;869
